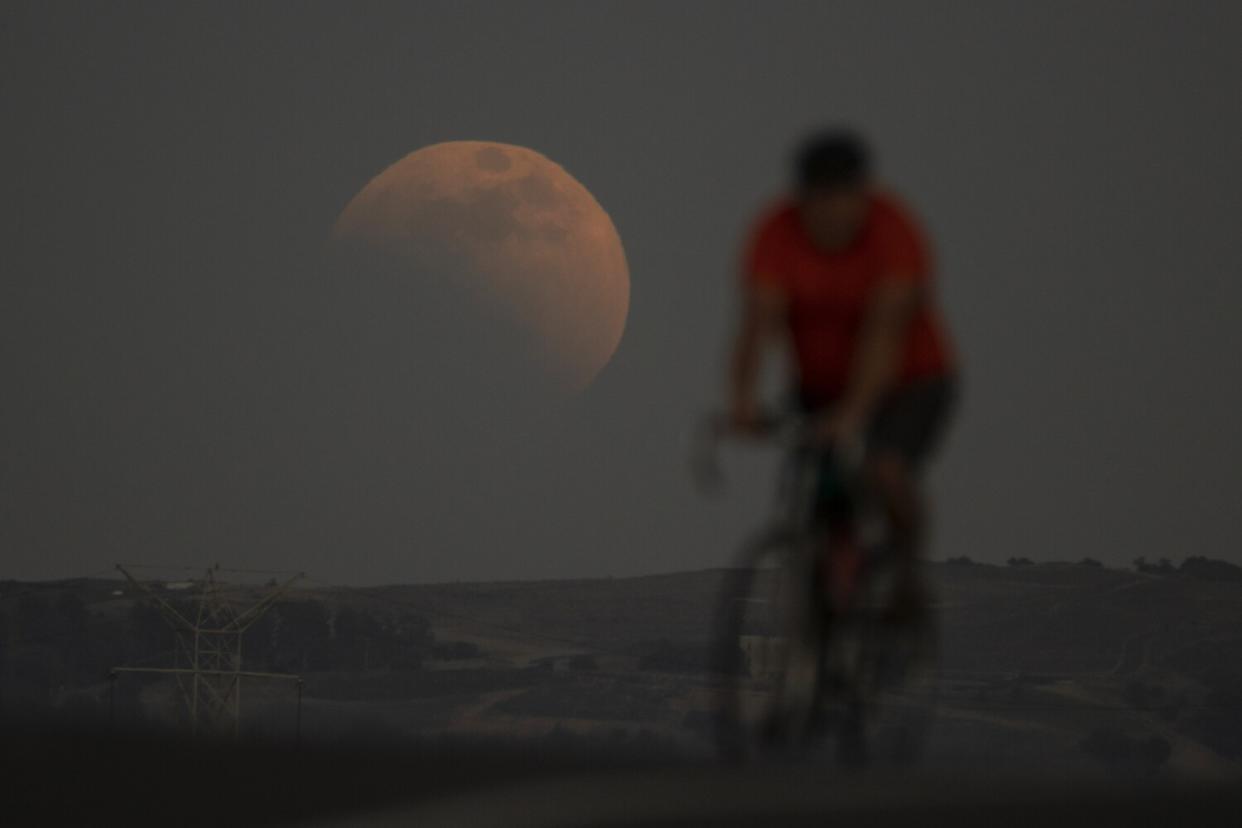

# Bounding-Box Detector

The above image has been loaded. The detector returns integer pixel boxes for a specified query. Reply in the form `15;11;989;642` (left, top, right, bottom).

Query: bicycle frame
697;416;875;612
701;413;936;764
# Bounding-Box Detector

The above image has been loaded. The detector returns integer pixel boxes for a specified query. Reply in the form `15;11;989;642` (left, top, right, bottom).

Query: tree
1134;557;1176;575
1179;556;1242;582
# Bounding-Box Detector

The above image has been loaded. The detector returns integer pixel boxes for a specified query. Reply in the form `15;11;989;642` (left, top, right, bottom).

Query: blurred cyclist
728;129;958;616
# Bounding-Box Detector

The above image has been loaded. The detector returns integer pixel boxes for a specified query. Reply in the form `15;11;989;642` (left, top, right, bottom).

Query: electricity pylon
112;564;303;737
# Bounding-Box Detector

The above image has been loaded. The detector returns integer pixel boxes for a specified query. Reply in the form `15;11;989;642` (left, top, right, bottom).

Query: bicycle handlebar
690;411;866;495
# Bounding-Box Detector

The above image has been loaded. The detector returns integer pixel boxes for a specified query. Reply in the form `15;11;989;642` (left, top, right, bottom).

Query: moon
332;141;630;393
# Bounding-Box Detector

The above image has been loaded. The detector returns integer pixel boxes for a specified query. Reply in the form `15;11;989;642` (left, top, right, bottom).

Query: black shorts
801;374;959;471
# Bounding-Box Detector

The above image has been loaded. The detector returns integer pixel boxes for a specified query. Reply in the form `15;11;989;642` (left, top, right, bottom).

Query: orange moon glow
332;141;630;392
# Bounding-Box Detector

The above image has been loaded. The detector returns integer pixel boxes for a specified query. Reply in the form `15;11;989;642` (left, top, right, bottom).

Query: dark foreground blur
3;721;1240;828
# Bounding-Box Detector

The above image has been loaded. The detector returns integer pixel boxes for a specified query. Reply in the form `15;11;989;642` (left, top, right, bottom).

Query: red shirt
744;192;955;402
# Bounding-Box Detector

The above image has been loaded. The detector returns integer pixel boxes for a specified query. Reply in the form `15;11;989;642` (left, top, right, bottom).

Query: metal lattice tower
112;564;304;737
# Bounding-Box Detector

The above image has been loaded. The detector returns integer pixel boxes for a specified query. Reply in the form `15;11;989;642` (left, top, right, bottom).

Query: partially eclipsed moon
332;141;630;392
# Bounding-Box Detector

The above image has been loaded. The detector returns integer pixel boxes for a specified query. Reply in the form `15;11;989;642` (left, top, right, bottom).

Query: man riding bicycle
728;129;958;618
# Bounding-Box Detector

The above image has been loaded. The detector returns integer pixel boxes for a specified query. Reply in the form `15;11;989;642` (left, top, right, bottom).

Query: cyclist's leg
810;451;861;612
864;375;959;614
866;449;922;611
796;392;856;611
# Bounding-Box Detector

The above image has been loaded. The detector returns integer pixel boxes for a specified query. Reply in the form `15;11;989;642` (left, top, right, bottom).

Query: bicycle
693;414;940;766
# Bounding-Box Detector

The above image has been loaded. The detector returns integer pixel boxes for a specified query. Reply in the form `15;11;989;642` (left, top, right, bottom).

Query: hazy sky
3;1;1241;583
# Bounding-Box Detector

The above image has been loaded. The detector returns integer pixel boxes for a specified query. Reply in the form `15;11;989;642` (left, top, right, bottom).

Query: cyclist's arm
730;281;787;429
837;279;920;425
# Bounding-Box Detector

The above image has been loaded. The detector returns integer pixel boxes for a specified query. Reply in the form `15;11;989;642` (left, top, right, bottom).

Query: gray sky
3;1;1241;583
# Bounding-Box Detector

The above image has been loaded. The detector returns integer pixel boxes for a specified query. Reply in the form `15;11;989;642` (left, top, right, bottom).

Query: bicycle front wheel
712;529;824;761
